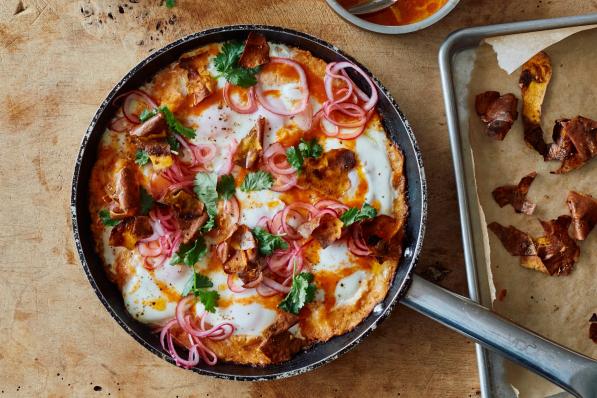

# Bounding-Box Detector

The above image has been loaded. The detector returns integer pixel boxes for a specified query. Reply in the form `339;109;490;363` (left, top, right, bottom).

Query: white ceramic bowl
325;0;460;34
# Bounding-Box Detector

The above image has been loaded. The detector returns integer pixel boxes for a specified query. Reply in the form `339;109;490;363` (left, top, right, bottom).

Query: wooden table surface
1;1;595;397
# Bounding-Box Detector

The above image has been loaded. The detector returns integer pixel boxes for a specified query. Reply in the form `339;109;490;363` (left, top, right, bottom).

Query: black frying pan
70;25;596;395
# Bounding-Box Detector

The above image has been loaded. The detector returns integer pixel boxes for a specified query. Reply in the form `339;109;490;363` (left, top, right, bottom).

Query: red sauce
338;0;448;26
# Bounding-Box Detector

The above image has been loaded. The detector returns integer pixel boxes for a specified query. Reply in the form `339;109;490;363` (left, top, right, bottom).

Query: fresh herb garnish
165;0;176;8
135;149;150;166
285;138;323;172
98;209;120;227
139;108;158;122
139;187;154;215
339;203;377;227
194;172;218;232
171;237;208;267
181;272;220;313
166;134;180;152
214;42;260;88
160;105;195;139
240;170;274;192
251;227;289;256
278;272;316;315
217;174;236;200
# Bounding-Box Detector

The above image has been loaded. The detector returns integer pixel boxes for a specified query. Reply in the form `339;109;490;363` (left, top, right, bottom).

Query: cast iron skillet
71;25;597;395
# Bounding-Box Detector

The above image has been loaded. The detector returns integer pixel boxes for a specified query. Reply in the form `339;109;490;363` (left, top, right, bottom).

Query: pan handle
402;275;597;398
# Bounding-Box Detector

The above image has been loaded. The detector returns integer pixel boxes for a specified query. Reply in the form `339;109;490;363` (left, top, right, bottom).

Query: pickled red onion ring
348;225;371;256
261;276;291;294
109;116;134;132
223;82;258;114
329;62;378;112
255;57;309;116
265;143;296;175
217;139;238;175
271;173;297;192
114;89;158;124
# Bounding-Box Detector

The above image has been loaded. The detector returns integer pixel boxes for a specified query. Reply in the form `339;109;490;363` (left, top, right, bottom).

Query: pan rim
70;24;427;381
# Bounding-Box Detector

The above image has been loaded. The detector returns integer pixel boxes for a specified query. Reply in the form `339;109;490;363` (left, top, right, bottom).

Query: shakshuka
89;32;407;367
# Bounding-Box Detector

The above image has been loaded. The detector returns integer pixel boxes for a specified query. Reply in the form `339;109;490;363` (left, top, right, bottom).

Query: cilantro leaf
171;237;207;267
214;42;244;72
339;203;377;227
286;146;303;171
298;138;323;159
227;66;259;88
278;272;316;315
251;227;289;256
196;289;220;313
182;272;213;296
181;272;219;313
165;0;175;8
194;172;218;232
217;174;236;200
98;209;120;227
135;149;150;166
160;106;195;139
213;41;259;88
240;171;274;192
166;134;180;152
286;139;322;172
139;187;154;215
139;108;158;122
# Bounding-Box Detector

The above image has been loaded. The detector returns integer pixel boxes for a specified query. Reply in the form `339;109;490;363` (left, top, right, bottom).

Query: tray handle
402;275;597;398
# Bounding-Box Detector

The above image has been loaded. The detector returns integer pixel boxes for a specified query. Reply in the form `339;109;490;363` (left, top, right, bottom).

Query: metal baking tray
438;13;597;398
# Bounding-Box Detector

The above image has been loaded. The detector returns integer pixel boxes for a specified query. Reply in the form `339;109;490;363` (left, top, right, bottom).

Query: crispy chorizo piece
546;119;574;161
475;91;519;140
361;215;404;260
221;225;260;284
161;190;204;219
233;117;265;169
210;201;239;244
178;213;208;244
109;216;153;250
239;32;270;69
130;113;166;137
298;149;356;197
139;140;173;170
487;222;538;256
489;216;579;276
551;116;597;174
567;191;597;240
519;51;552;156
161;190;207;243
112;164;140;217
492;172;537;215
179;51;216;106
259;313;304;363
297;213;343;248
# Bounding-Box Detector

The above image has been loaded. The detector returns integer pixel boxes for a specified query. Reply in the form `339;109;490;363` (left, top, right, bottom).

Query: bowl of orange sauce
326;0;459;34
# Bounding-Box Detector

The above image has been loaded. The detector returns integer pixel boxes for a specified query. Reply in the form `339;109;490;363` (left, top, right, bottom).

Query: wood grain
0;0;595;396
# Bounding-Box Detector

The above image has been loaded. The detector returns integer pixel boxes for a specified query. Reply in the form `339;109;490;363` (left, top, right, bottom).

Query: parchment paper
467;28;597;397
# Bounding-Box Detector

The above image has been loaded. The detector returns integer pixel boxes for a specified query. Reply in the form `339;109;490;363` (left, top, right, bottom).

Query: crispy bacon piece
130;113;166;137
140;140;173;170
492;172;537;215
519;52;552;156
259;312;304;363
297;213;343;248
361;215;403;260
489;216;580;276
239;32;270;69
110;164;140;218
549;116;597;174
475;91;518;140
233;117;265;169
109;216;153;250
298;149;356;197
567;191;597;241
220;225;260;284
